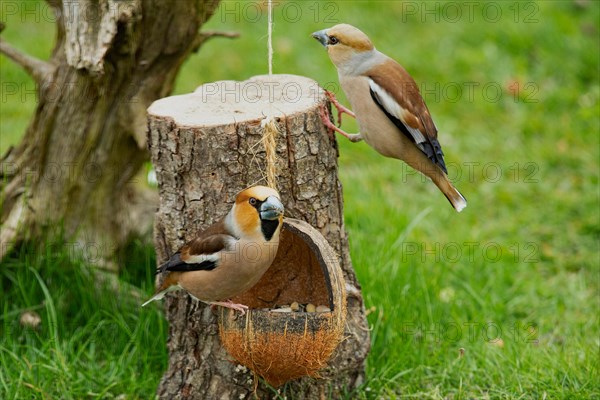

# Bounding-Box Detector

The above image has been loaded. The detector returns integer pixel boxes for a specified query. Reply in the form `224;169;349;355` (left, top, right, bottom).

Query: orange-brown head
312;24;375;69
230;186;284;241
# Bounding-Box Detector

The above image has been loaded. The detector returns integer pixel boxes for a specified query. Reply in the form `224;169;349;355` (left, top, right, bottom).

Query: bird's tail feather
141;277;180;307
141;292;166;307
443;185;467;212
433;170;467;212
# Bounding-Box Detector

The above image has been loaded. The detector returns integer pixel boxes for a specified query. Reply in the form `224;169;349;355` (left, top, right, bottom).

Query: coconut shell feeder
219;218;346;387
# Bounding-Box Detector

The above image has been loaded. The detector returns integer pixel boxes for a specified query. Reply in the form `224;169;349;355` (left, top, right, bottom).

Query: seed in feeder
316;305;331;312
234;364;248;373
290;302;300;311
306;303;316;312
271;307;292;313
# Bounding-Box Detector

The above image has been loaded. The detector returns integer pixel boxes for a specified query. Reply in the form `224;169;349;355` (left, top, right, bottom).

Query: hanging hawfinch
312;24;467;212
142;186;285;314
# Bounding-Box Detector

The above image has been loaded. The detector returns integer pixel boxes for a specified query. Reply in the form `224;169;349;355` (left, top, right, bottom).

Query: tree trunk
0;0;225;266
147;74;370;399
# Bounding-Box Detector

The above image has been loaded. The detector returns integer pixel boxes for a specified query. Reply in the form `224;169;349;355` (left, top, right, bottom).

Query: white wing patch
185;252;220;265
368;79;427;150
185;234;237;265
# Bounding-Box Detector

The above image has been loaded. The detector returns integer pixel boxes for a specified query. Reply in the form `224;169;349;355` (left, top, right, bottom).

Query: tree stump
147;74;370;399
0;0;226;263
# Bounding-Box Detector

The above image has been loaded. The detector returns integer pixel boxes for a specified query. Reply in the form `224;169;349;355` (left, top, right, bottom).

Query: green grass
1;1;599;398
0;240;165;399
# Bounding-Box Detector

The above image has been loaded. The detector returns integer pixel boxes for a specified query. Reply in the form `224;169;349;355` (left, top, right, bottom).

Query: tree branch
192;30;240;53
0;37;54;83
44;0;61;10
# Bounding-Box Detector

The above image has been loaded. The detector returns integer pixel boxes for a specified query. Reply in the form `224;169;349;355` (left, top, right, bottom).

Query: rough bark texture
0;0;222;264
147;74;370;399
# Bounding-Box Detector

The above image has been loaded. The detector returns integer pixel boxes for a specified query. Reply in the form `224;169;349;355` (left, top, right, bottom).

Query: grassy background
1;1;599;398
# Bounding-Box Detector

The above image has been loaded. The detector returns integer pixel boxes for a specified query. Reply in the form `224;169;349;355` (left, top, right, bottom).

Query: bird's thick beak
259;196;284;220
312;30;329;47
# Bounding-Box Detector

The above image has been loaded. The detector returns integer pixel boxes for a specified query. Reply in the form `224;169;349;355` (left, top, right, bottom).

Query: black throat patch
251;198;280;241
261;219;280;241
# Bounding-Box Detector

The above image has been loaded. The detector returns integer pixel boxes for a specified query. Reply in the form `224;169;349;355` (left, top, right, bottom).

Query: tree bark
0;0;224;266
147;74;370;399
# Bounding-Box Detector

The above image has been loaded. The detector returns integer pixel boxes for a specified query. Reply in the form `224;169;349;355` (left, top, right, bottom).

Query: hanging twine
267;0;273;76
261;117;278;190
261;0;278;191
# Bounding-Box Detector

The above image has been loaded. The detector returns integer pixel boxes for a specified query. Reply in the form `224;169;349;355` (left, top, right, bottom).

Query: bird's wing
366;59;448;173
157;220;236;273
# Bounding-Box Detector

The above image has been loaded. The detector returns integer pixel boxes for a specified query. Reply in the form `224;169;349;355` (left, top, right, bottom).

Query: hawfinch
142;186;284;313
312;24;467;212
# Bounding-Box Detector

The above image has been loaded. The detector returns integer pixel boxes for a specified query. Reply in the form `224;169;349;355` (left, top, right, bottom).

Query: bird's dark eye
329;36;339;45
249;197;257;206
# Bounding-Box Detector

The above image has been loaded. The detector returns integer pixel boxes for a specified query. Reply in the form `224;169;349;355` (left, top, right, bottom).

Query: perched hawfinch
142;186;285;313
312;24;467;212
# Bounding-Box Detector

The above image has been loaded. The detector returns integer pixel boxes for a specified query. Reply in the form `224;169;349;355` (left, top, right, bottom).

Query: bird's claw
319;105;362;143
324;90;355;126
210;300;249;315
319;104;337;140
